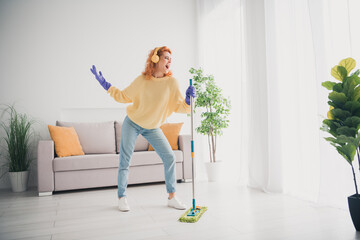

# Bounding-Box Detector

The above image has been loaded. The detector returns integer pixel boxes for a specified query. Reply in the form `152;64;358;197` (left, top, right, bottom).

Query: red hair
142;46;172;80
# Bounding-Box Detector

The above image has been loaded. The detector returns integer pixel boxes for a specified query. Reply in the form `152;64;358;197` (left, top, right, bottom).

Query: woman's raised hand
90;65;112;91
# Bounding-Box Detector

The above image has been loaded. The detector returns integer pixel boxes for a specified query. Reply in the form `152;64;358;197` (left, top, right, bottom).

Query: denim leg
118;116;140;198
142;128;176;193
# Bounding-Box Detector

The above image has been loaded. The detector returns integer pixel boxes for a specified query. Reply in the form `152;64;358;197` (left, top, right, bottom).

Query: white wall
0;0;197;189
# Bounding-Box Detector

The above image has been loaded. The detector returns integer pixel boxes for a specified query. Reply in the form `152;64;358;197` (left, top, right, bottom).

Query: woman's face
155;51;171;75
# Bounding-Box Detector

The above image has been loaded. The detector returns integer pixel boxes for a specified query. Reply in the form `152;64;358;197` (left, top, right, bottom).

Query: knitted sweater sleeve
172;79;191;114
106;77;139;103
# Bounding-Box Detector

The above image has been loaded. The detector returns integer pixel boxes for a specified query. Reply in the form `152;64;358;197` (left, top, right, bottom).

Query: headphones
151;47;161;63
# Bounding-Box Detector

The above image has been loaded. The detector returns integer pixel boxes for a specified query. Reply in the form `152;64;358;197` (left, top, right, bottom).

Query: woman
90;46;196;212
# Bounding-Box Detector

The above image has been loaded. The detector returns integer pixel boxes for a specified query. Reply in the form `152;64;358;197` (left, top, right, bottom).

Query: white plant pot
9;171;29;192
205;161;223;182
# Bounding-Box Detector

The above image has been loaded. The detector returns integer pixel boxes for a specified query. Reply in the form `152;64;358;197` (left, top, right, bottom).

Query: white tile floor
0;181;359;240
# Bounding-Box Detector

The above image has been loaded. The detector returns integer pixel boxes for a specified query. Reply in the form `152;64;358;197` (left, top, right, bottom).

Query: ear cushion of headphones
151;54;159;63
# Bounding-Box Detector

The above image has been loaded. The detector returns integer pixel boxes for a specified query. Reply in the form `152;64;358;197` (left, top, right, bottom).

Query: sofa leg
177;179;191;183
182;179;192;183
39;192;53;197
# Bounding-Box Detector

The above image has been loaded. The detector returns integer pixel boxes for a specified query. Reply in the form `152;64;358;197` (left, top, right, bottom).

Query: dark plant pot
348;194;360;231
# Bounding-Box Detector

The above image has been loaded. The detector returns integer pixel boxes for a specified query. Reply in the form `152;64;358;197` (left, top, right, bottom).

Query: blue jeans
118;116;176;198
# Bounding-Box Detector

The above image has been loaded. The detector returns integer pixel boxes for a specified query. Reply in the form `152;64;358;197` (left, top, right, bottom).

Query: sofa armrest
179;134;192;180
37;140;55;195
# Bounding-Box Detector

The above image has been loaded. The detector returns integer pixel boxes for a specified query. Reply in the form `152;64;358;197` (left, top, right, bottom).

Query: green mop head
178;206;208;223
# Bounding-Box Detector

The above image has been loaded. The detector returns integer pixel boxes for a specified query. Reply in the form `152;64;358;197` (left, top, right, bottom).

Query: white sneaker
118;197;130;212
168;197;187;210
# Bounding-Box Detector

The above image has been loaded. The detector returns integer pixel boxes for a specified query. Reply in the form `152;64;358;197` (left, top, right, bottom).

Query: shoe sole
119;208;130;212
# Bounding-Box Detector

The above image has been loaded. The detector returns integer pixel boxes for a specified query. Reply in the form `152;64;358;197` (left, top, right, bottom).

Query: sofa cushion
53;151;183;172
54;154;118;172
115;121;149;153
48;125;85;157
56;121;116;154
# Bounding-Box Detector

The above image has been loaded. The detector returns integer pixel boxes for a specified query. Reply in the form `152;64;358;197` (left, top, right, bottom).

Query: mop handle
190;79;196;211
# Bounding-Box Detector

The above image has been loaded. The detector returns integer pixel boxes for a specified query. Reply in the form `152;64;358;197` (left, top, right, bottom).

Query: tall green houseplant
0;105;35;192
189;68;231;163
321;57;360;195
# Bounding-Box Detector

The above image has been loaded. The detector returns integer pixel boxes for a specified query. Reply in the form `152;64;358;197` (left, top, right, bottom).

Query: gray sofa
37;121;192;196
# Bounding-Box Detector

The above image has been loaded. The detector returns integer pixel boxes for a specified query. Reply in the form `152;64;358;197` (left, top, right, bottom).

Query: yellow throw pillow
48;125;85;157
148;123;184;151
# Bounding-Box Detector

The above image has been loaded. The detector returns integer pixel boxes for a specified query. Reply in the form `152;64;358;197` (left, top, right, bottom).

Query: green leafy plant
189;68;231;163
0;105;35;178
321;57;360;196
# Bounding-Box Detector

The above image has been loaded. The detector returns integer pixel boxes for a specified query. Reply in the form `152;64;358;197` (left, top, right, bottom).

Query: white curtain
311;0;360;208
260;0;322;200
196;0;360;208
196;0;245;183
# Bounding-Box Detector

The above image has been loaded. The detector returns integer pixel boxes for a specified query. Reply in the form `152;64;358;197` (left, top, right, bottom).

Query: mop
178;79;207;223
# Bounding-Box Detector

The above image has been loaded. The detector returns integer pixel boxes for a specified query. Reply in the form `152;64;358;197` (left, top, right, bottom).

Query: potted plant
189;67;231;181
321;57;360;231
0;105;36;192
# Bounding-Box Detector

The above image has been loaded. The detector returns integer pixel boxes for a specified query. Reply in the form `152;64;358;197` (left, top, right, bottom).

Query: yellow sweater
107;74;190;129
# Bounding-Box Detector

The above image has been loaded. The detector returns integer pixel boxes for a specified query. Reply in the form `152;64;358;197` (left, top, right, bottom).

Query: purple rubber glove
90;65;112;91
185;85;196;105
